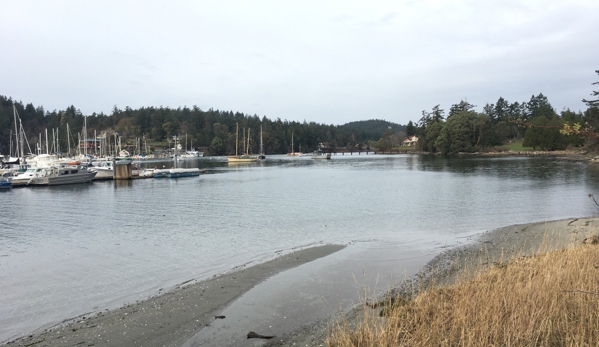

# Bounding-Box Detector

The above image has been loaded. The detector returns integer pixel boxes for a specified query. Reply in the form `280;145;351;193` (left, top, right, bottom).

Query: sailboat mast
19;119;24;161
84;115;87;157
242;127;246;155
13;106;20;160
67;124;71;157
174;135;178;169
247;128;251;155
235;123;239;157
260;125;264;155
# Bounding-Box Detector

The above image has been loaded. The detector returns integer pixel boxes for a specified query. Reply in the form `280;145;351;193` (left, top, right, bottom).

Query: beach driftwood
247;331;275;339
215;315;225;319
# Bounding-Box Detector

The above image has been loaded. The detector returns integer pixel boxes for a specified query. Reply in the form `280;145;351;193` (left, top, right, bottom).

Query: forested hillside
0;96;404;156
3;70;597;157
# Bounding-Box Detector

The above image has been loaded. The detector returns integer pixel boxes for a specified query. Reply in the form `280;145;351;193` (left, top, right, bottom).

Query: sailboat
228;123;258;163
153;135;200;178
258;125;266;161
286;131;302;157
178;134;202;159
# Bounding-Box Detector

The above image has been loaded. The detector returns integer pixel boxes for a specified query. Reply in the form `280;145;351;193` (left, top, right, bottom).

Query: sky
1;0;598;126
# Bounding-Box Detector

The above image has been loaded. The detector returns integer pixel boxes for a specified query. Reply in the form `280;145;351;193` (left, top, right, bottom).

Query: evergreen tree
583;70;599;108
406;121;416;136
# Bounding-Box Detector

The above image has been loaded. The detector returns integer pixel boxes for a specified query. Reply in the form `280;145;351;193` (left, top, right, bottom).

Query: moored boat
0;174;11;189
286;131;302;157
90;161;114;180
178;150;202;159
311;149;331;160
228;124;258;163
153;168;200;178
11;164;96;186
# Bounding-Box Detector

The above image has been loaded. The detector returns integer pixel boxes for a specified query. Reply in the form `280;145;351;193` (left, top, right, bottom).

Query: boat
178;150;202;159
178;135;204;159
311;149;331;160
0;173;12;189
11;164;96;186
153;135;201;178
11;167;50;186
286;131;302;157
89;158;135;180
228;124;258;163
90;161;114;180
153;168;201;178
139;168;155;178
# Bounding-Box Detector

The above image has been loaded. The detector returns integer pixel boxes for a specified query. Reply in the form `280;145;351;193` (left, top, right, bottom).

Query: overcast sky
2;0;598;125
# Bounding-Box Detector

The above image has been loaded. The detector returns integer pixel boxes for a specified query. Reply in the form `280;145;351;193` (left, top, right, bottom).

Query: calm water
1;154;598;342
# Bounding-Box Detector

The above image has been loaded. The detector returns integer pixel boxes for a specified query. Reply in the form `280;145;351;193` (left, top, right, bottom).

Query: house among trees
79;139;99;150
402;135;418;147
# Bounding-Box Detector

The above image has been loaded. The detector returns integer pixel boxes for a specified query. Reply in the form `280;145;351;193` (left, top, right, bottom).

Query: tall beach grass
327;239;599;347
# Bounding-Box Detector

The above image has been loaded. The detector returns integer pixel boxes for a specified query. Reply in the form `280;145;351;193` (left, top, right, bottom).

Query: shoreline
264;217;599;346
4;217;599;347
393;217;599;296
2;244;345;347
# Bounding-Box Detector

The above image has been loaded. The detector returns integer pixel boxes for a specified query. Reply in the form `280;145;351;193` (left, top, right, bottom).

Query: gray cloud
1;0;597;124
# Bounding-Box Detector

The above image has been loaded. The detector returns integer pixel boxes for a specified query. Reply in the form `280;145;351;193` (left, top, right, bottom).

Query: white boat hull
30;171;97;185
92;167;114;180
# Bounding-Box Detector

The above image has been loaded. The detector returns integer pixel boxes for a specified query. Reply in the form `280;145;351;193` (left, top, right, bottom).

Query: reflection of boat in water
11;164;96;186
311;149;331;160
153;168;200;178
228;123;258;163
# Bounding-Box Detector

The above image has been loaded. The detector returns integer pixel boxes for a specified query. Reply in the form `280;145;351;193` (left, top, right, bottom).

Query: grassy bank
327;238;599;347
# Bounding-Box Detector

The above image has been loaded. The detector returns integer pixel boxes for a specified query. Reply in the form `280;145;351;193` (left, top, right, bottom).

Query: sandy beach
4;217;598;347
3;244;345;347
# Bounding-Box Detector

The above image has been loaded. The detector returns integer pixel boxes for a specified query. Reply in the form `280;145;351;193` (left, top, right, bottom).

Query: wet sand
264;217;599;346
4;218;598;347
3;244;345;347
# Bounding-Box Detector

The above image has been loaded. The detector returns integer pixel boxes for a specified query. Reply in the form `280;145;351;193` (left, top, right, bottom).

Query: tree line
2;71;597;157
412;83;599;154
0;96;405;156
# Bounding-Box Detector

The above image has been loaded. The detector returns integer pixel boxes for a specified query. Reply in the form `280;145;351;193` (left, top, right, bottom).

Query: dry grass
327;243;599;347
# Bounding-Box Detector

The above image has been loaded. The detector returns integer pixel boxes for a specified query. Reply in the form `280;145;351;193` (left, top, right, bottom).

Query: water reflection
113;179;133;189
1;154;598;342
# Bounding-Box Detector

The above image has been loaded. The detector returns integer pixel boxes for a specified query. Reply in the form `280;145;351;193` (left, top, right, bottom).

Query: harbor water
1;154;598;342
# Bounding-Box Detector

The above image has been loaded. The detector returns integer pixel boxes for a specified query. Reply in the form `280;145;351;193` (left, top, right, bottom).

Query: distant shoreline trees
0;96;405;156
2;71;597;157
